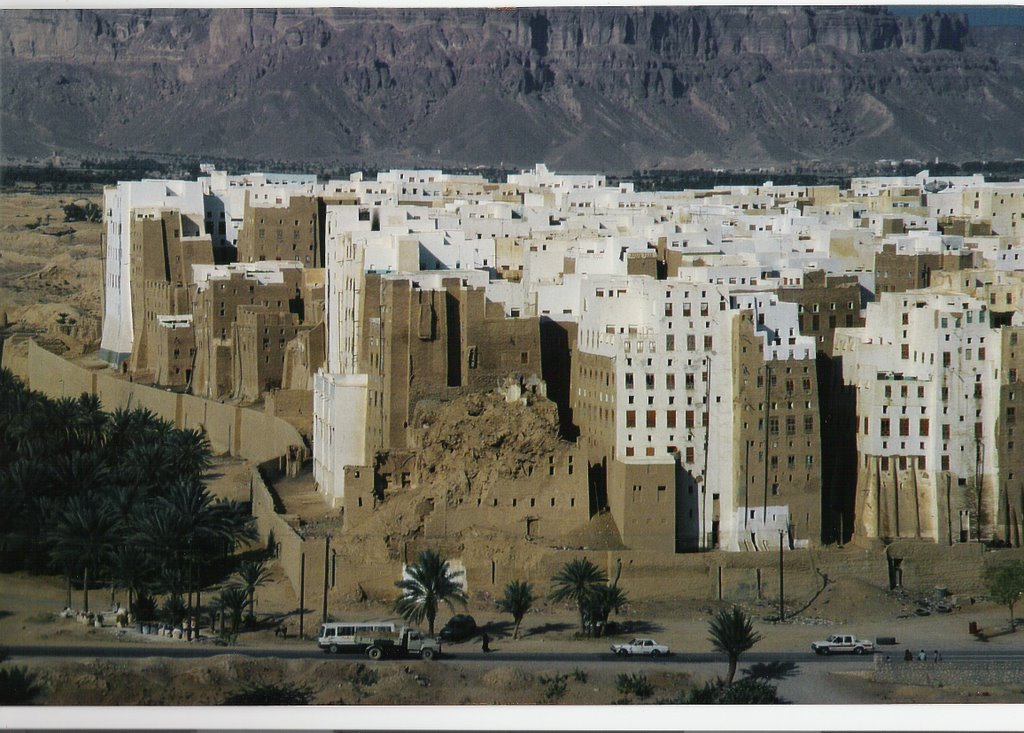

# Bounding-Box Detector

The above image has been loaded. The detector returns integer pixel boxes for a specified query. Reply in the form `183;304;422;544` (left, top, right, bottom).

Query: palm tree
169;427;213;480
549;557;607;635
107;544;153;617
586;584;629;638
49;450;111;500
48;494;120;613
234;559;272;625
708;606;763;684
217;586;248;633
496;580;534;639
73;393;108;449
394;549;468;636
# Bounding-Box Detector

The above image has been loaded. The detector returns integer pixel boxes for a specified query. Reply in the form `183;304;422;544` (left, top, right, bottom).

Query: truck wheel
367;646;383;661
822;647;830;655
650;649;661;657
854;646;865;655
329;644;339;654
617;649;628;657
814;648;824;656
421;648;435;661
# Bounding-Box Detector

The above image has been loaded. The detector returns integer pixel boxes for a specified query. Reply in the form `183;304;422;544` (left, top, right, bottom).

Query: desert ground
0;192;104;357
2;194;1024;709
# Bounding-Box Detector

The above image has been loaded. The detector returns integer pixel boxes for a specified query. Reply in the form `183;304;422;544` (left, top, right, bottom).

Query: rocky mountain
3;7;1024;170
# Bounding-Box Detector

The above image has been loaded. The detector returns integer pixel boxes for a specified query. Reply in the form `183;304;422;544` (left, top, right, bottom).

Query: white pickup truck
810;634;875;655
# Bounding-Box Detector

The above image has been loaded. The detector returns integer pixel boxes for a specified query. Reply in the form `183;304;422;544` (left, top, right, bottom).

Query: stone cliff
3;7;1023;169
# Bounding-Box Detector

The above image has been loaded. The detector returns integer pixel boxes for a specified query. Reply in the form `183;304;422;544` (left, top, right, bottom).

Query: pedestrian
481;631;490;653
933;649;940;663
903;649;913;662
917;649;926;662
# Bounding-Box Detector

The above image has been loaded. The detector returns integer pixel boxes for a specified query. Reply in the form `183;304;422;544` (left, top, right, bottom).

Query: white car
610;638;669;656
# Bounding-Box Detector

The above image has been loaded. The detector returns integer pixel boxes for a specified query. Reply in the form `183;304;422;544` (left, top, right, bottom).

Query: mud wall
251;461;327;619
6;339;304;463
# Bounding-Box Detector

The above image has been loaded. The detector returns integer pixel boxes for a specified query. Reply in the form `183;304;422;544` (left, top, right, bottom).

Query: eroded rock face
3;7;1022;168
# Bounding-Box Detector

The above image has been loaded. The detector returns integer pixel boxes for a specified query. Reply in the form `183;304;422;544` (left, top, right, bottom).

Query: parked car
810;634;875;655
438;614;477;643
610;638;669;656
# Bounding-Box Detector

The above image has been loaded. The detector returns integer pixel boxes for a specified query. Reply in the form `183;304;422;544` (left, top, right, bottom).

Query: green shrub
685;677;782;704
222;682;313;705
538;673;568;701
0;666;43;705
616;672;654;700
572;667;588;683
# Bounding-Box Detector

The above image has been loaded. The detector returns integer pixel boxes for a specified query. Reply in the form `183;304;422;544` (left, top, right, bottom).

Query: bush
685;677;782;704
161;595;186;627
61;201;101;223
0;666;43;704
222;682;313;705
572;667;588;683
616;672;654;700
132;594;158;623
352;665;379;688
538;673;567;701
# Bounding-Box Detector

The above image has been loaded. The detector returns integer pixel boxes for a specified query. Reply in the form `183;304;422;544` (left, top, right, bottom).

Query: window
769;417;780;436
666;374;675;390
685;411;695;429
941;455;950;471
880;418;891;437
667;411;677;428
919;418;929;436
786;416;796;435
704;335;713;350
942;423;950;440
805;455;814;467
804;415;814;433
666;334;675;351
626;411;636;428
899;418;910;437
646;410;656;428
943;352;951;367
685;447;694;463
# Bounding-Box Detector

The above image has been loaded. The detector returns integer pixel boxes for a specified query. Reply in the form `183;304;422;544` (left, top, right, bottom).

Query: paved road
7;644;1023;665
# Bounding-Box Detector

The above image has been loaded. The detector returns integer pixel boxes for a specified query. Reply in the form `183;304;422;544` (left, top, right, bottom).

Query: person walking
903;649;913;662
481;631;490;653
917;649;927;662
933;649;941;663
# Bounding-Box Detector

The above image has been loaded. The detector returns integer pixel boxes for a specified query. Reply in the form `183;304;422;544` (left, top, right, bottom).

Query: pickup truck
810;634;875;655
359;627;441;660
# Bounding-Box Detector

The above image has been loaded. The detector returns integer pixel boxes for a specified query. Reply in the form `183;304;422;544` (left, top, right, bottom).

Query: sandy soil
0;193;104;356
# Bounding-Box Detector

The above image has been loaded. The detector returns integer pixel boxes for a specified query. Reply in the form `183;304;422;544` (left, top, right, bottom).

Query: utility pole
778;529;785;622
322;535;331;624
299;552;306;639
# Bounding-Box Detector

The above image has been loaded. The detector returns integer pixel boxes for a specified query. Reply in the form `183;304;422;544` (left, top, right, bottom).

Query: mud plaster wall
7;339;304;464
251;461;327;614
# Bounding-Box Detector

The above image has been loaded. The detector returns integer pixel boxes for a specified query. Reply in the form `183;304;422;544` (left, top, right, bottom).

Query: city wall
4;339;305;464
251;460;327;620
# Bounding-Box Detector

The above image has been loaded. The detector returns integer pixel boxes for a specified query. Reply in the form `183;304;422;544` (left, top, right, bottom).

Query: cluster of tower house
99;164;1024;552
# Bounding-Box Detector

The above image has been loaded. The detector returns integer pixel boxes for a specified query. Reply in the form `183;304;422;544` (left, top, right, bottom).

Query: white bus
317;621;397;653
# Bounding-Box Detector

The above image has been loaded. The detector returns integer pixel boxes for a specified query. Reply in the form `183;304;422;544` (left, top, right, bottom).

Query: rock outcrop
3;7;1023;168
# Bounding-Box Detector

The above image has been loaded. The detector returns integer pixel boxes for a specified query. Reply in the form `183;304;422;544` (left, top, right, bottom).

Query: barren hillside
3;7;1024;169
